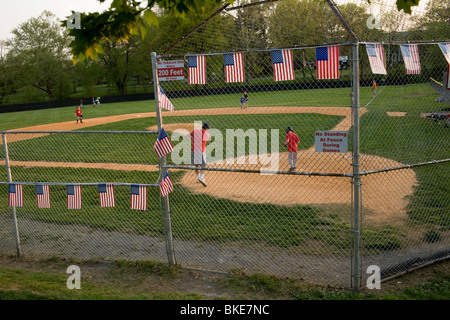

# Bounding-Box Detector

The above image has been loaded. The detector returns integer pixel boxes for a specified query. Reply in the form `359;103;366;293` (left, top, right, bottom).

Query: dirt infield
3;106;417;225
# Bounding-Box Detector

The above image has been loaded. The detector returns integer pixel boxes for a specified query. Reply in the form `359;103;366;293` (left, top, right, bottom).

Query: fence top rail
1;130;158;134
0;181;160;187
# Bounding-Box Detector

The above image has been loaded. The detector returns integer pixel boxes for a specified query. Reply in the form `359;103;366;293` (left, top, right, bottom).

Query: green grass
1;257;448;300
0;265;202;300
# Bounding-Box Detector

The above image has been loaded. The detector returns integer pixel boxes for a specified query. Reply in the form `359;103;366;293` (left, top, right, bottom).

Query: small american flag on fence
130;185;147;210
154;128;174;159
8;184;23;207
35;184;51;208
224;53;245;83
438;43;450;64
271;49;294;81
98;183;115;207
67;184;82;209
400;44;421;75
188;55;206;84
316;46;340;79
159;171;173;198
366;43;387;75
158;86;174;111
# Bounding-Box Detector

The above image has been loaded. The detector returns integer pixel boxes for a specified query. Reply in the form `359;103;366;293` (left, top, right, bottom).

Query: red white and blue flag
366;43;386;75
8;183;23;207
188;55;206;84
131;185;147;210
98;183;115;207
400;44;421;75
438;43;450;64
224;53;245;83
35;184;51;208
271;49;294;81
316;46;340;79
158;86;174;111
154;128;174;159
67;184;82;209
159;171;173;198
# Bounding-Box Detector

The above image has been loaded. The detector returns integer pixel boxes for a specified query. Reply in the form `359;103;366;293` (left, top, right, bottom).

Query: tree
64;0;228;63
98;38;142;95
64;0;422;64
0;45;17;104
6;11;74;101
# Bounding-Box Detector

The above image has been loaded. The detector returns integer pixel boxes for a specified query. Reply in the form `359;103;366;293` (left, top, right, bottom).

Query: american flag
154;127;174;159
158;86;174;111
316;46;340;79
271;49;294;81
8;184;23;207
98;183;115;207
130;185;147;210
366;43;387;75
188;55;206;84
67;184;82;209
35;184;51;208
400;44;421;75
159;171;173;198
438;43;450;64
224;53;245;83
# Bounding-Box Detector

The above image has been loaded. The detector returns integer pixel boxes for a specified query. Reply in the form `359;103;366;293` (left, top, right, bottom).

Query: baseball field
0;83;448;261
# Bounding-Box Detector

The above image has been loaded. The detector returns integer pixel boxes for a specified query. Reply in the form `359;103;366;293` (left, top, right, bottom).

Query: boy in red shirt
283;126;300;172
75;105;83;124
189;122;210;186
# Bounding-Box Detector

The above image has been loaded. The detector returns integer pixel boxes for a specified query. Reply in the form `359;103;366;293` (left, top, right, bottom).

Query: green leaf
396;0;420;14
139;22;148;40
143;9;159;27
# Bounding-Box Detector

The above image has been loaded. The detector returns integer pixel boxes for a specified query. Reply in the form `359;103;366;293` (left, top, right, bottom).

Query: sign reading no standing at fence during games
315;131;348;153
157;60;185;81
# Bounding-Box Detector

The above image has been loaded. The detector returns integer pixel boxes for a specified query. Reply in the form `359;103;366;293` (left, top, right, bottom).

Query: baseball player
243;91;248;109
189;122;211;186
75;105;83;124
283;126;300;172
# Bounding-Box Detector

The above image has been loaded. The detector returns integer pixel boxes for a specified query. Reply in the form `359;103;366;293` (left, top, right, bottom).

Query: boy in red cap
283;126;300;172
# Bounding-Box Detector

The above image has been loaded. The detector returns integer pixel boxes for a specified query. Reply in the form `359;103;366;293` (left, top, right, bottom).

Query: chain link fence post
351;42;362;290
152;52;176;266
2;132;21;257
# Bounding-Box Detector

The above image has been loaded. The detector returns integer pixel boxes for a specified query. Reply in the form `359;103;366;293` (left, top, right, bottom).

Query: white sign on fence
315;131;348;153
157;60;185;81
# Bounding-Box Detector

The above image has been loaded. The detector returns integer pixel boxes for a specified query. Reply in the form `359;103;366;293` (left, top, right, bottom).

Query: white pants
288;152;297;168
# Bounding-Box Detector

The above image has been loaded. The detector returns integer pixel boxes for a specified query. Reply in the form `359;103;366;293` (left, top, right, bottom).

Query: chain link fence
1;0;449;289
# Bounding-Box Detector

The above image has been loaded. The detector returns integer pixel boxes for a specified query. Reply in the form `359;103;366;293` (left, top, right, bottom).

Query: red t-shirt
75;109;82;117
191;129;210;152
285;132;299;152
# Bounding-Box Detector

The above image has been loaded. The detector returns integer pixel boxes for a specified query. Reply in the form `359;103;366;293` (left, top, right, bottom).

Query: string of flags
180;42;450;84
6;181;172;211
5;124;177;211
158;42;449;112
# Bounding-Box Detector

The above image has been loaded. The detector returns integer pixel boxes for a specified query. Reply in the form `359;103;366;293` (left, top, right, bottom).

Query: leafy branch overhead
63;0;228;64
64;0;421;64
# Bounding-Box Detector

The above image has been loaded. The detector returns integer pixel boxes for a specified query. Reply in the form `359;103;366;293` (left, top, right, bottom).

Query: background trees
0;0;447;104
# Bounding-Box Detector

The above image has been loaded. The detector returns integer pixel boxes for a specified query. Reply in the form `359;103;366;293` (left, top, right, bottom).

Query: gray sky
0;0;432;43
0;0;112;42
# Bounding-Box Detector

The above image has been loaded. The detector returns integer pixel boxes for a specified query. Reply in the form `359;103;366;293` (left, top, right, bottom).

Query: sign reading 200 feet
157;60;185;81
